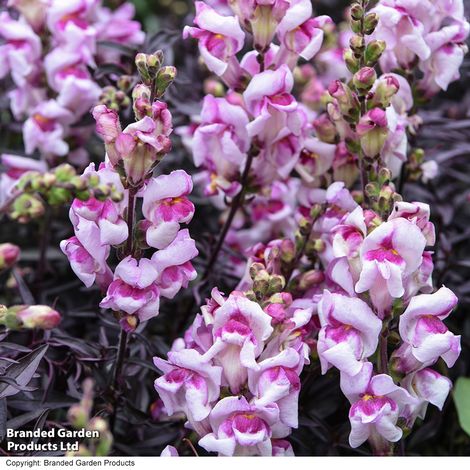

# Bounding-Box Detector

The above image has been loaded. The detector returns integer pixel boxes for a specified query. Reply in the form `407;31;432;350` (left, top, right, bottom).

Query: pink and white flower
23;100;74;157
142;171;195;249
340;362;417;450
203;293;274;393
99;256;160;322
398;287;460;368
183;1;245;84
198;396;280;456
248;348;301;428
277;1;329;67
154;348;222;423
355;218;427;314
0;12;42;86
192;95;250;196
317;291;382;376
244;65;302;142
151;229;199;299
401;368;452;427
60;235;113;290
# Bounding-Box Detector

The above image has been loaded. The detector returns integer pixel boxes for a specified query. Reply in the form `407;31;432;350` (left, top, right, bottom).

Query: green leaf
453;377;470;436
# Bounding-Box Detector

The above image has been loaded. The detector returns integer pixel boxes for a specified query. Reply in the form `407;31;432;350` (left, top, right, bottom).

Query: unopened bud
298;217;313;236
349;34;365;55
68;404;88;430
204;78;225;97
357;108;388;157
0;243;20;271
250;262;266;280
117;75;133;92
363;13;379;35
15;305;61;330
365;40;386;66
54;164;76;182
155;66;177;98
351;19;362;34
353;67;377;93
371;74;400;108
268;275;286;294
313;114;337;144
378;167;392;185
135;53;150;82
344;49;360;74
350;4;364;21
310;204;323;221
280;239;296;265
119;314;138;333
11;194;45;222
299;270;325;290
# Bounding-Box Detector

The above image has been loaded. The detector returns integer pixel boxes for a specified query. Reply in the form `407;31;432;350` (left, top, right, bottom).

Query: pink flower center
351;394;396;417
33;113;56;132
232;413;267;435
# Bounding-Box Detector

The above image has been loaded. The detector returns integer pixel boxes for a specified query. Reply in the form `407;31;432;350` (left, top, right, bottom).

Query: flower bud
54;164;76;182
350;3;364;21
265;303;287;323
313;114;337;143
10;194;45;223
280;239;296;265
344;49;360;74
147;50;164;76
268;274;286;294
68;404;89;430
298;270;325;290
155;66;177;98
135;53;150;83
250;262;266;280
0;243;20;271
132;84;152;119
365;40;386;66
253;269;271;297
378;184;396;213
349;34;365;55
0;305;21;329
298;216;313;236
357;108;388;157
250;2;289;52
119;314;138;333
117;75;133;92
378;167;392;185
328;80;360;118
353;67;377;93
351;19;362;34
371;75;400;108
204;78;225;97
15;305;61;329
363;13;379;35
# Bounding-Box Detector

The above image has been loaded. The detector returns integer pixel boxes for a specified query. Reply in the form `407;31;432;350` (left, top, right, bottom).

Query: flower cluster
313;196;460;453
0;0;144;164
153;0;466;457
155;281;313;456
372;0;470;96
60;53;198;331
2;160;124;224
182;0;331;196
